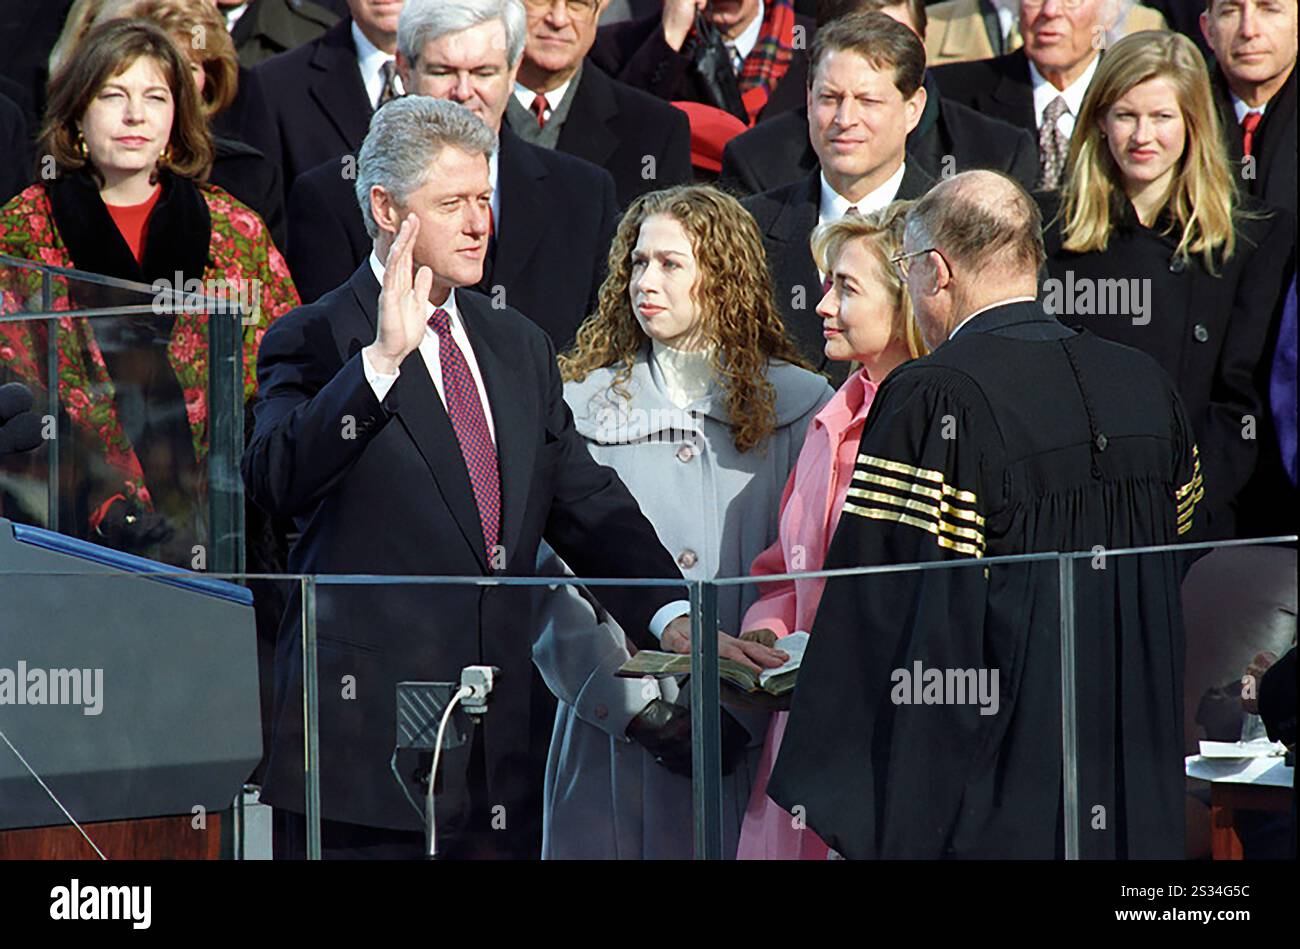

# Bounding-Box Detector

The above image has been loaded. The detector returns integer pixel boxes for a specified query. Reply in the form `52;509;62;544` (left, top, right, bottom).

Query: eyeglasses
523;0;600;19
889;248;936;279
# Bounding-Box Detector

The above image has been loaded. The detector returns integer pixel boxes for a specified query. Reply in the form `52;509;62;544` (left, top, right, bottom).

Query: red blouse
104;185;161;263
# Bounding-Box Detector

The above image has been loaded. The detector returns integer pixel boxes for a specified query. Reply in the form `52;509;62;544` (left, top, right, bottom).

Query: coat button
1169;256;1187;274
595;704;608;720
1095;433;1108;451
1193;323;1209;343
676;444;695;462
677;549;698;569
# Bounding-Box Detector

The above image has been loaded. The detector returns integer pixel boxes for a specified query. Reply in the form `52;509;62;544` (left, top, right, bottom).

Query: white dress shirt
815;163;907;278
223;2;250;34
1029;52;1099;141
512;76;575;126
725;1;765;70
1231;95;1268;123
948;295;1037;340
353;21;402;109
361;251;497;444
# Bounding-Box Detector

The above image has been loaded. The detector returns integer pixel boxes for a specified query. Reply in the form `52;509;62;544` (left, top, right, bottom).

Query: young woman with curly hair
532;184;835;859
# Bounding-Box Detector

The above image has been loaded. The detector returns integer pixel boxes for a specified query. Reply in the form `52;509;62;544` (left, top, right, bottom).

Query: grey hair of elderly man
902;170;1045;345
353;96;498;240
397;0;529;68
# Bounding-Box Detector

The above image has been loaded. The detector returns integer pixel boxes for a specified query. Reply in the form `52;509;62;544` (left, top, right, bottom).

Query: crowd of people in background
0;0;1293;860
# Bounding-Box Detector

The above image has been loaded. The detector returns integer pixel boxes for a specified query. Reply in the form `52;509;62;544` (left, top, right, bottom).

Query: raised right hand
661;0;706;51
365;214;434;375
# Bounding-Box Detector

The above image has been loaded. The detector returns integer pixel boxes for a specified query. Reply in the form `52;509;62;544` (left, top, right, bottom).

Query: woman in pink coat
736;201;929;859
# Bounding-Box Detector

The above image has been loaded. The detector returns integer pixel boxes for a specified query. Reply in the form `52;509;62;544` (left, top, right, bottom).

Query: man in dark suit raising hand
245;96;782;859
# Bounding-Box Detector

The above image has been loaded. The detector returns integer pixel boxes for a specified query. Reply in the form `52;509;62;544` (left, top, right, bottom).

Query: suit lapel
555;67;621;170
490;130;549;291
897;161;936;200
990;51;1036;132
308;20;372;151
767;173;824;362
456;291;538;563
347;268;489;571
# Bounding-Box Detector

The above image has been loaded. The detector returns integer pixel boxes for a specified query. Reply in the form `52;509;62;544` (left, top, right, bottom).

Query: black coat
286;128;618;348
1211;66;1297;220
932;49;1037;156
718;73;1039;197
589;10;814;124
211;67;285;176
209;136;287;253
1039;192;1296;538
242;268;684;836
0;88;28;205
0;0;70;131
228;0;339;69
742;163;936;382
506;62;692;208
250;17;372;201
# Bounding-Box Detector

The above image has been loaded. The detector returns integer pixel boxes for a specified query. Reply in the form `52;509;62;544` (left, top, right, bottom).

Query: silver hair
354;97;497;239
397;0;528;68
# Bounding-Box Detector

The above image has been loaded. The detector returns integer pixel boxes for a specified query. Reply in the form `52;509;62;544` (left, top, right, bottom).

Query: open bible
616;631;809;697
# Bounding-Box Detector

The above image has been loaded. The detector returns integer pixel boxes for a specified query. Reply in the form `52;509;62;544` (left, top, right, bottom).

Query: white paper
758;630;809;687
1198;739;1289;759
1185;755;1294;787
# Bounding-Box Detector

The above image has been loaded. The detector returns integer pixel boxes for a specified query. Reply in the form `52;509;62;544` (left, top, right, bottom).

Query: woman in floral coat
0;19;297;560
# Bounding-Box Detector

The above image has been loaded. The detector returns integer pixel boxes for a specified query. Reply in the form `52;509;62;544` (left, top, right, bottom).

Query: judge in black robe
768;172;1200;859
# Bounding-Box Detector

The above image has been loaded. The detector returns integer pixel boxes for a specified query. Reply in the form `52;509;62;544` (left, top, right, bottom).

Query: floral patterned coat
0;180;299;521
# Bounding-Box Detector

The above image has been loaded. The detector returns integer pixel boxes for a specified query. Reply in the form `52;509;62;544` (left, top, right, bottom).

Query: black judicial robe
767;301;1201;859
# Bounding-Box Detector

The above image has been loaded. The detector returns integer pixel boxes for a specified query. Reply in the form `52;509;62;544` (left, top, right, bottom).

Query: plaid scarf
712;0;797;124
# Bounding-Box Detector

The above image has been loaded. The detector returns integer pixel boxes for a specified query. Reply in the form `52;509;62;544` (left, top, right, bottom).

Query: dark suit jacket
589;11;814;124
523;62;692;208
1039;191;1296;538
742;162;936;383
209;136;287;252
229;0;340;69
932;49;1037;154
251;16;372;201
717;73;1039;197
243;267;683;834
0;0;70;131
287;128;618;348
1212;66;1297;220
212;67;285;175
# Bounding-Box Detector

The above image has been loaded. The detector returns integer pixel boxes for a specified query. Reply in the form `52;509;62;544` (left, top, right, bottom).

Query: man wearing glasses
506;0;693;206
768;170;1201;859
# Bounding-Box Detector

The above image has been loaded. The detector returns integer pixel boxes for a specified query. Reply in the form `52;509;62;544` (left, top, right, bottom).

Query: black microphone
0;411;43;455
0;382;34;423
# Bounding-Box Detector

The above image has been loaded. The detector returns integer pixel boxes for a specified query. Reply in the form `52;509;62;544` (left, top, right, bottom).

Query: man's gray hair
397;0;528;68
355;97;497;239
905;170;1045;276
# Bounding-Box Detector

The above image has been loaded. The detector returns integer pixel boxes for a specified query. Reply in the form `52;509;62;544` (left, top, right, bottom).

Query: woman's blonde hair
1059;30;1237;270
810;200;928;362
558;185;813;454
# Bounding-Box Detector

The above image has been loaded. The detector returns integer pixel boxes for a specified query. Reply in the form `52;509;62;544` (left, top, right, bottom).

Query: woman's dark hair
38;18;214;185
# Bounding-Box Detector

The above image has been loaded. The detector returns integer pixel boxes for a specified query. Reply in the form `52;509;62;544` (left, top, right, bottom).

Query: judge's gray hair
398;0;528;68
906;170;1044;276
354;97;497;239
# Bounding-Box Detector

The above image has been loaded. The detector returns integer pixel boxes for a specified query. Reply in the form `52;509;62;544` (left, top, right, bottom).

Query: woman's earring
157;143;173;167
75;129;88;160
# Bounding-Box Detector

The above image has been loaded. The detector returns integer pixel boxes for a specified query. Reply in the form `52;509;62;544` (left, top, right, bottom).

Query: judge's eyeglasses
890;248;937;279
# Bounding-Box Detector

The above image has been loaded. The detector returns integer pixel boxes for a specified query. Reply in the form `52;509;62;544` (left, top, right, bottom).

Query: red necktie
428;306;500;559
530;93;548;129
1241;111;1262;158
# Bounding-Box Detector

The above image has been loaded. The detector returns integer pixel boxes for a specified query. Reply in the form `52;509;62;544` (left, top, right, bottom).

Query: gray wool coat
532;350;833;859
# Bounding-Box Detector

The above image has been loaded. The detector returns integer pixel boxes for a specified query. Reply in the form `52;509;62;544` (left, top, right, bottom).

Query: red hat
670;101;749;174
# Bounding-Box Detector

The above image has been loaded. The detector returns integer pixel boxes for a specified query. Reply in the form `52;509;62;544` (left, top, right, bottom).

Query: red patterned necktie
530;93;548;129
428;306;500;559
1240;111;1262;158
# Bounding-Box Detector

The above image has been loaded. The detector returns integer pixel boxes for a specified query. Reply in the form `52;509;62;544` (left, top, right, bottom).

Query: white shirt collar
352;21;401;108
996;4;1016;43
818;162;906;227
948;296;1036;340
513;75;575;115
223;3;249;34
1029;52;1099;128
368;249;461;326
729;1;765;62
1231;94;1268;123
